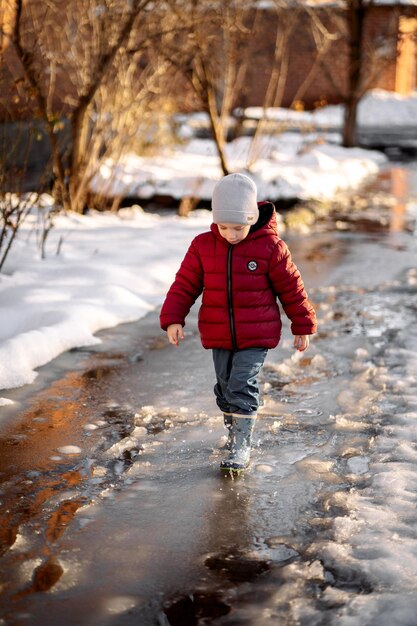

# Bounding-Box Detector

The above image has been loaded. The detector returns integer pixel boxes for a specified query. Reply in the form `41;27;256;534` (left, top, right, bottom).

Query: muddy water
0;164;417;626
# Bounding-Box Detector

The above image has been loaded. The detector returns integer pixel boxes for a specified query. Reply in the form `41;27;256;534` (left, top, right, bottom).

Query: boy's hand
167;324;184;347
294;335;309;352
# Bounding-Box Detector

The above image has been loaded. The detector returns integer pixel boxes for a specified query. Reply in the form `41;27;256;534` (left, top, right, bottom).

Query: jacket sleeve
268;240;317;335
160;238;204;330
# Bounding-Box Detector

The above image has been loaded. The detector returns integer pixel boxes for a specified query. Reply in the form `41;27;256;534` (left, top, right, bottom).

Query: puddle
160;591;231;626
204;549;272;582
305;164;417;235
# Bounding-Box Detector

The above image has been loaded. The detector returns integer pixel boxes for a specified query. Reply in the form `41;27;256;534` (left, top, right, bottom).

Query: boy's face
217;223;251;245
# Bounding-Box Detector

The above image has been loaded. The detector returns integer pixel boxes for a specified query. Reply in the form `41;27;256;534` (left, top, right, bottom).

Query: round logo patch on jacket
247;260;258;271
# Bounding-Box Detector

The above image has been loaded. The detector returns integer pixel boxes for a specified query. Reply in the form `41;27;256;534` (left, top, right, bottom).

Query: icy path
299;254;417;625
0;229;417;626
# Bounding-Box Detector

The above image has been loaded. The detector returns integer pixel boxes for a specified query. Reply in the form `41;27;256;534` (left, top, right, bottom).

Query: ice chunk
57;446;82;455
347;456;369;475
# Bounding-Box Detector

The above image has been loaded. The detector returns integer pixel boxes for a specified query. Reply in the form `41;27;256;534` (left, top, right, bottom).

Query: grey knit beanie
212;173;259;225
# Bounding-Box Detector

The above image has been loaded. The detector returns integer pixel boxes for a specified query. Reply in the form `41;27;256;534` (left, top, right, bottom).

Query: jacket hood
211;201;278;241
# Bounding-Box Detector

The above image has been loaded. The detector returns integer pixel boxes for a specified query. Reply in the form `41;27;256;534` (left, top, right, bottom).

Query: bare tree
6;0;154;212
247;0;334;169
87;48;178;210
160;0;259;175
0;121;40;270
343;0;372;147
314;1;401;147
160;1;349;174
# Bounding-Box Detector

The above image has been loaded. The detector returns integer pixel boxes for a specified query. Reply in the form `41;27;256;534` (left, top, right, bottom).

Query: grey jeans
212;348;268;416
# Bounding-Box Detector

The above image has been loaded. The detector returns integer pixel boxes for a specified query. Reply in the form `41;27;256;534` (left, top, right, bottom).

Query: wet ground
0;164;417;626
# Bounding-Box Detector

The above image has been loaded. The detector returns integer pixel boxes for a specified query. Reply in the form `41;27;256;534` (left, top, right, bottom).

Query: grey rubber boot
219;413;233;451
220;416;256;472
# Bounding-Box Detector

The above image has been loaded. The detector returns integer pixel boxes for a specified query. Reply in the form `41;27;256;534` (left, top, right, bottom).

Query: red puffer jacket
160;202;317;350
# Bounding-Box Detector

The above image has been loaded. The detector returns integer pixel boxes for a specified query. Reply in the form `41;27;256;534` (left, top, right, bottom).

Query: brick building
0;2;416;119
240;4;417;110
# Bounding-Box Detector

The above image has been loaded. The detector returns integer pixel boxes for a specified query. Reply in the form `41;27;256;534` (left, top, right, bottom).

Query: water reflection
389;167;408;232
0;363;107;610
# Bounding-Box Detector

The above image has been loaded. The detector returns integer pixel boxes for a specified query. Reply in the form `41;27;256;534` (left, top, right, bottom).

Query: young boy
160;173;317;473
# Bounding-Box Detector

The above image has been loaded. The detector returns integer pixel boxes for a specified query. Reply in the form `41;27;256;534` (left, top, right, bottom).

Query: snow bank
244;89;417;129
0;207;211;399
93;90;417;201
92;136;385;202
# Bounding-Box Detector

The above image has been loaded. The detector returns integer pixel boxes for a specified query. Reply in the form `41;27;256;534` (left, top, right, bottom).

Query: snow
92;90;417;202
92;133;385;202
243;89;417;129
0;206;211;399
57;445;82;455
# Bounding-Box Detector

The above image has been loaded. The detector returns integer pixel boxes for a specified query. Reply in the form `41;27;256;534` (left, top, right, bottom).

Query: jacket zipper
227;245;237;351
